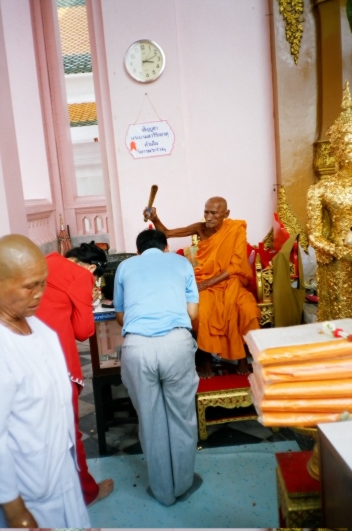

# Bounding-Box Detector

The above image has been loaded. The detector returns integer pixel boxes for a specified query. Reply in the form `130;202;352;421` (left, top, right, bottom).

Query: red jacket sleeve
66;270;95;341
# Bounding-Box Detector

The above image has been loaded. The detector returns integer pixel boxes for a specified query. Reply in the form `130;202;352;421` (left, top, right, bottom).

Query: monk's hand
2;496;38;528
143;206;158;222
197;280;210;292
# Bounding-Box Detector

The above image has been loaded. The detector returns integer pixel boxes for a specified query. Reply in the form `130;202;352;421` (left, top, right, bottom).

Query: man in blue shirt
114;229;201;506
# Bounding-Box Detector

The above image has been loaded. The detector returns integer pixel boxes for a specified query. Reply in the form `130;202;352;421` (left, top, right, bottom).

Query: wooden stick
144;184;158;221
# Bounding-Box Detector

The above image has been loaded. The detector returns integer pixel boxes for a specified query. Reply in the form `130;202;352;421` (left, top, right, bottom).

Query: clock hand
142;60;155;64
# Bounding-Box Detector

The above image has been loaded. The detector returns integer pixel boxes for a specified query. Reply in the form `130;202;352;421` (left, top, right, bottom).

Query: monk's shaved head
203;197;230;232
206;197;228;211
0;234;46;281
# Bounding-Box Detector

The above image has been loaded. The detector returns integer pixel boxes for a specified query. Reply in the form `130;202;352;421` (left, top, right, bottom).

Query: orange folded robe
256;356;352;384
258;412;350;427
255;339;352;366
193;219;260;360
260;379;352;399
259;398;352;413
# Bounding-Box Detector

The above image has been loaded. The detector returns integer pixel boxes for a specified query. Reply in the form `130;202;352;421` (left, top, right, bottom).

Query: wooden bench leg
196;397;208;441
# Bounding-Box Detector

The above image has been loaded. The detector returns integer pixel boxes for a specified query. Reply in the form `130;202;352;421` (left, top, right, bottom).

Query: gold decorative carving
263;227;274;250
258;304;274;327
262;266;274;303
278;186;309;251
196;387;255;440
278;0;304;65
255;254;274;326
313;139;336;178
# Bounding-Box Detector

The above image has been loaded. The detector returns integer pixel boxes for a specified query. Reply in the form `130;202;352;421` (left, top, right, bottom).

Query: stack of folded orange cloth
245;319;352;427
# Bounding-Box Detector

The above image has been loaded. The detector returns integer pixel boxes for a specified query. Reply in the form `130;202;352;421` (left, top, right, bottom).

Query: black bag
101;253;136;301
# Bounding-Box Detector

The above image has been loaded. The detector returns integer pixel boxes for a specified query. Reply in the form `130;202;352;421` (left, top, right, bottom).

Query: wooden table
89;309;137;455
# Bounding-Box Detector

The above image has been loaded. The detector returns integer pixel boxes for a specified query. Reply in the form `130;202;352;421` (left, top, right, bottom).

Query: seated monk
143;197;261;377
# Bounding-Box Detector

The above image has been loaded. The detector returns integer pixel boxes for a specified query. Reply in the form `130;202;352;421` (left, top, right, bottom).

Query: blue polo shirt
113;248;199;337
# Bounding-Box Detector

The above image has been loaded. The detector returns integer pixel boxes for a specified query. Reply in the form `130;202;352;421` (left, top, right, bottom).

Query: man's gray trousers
121;328;199;506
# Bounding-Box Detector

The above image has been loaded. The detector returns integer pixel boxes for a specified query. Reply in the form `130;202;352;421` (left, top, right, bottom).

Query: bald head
206;197;228;211
0;234;46;281
203;197;230;232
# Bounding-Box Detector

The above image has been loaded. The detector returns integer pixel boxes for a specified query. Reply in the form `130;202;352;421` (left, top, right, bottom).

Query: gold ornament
313;140;336;179
278;0;304;65
307;80;352;321
277;187;309;250
263;227;274;250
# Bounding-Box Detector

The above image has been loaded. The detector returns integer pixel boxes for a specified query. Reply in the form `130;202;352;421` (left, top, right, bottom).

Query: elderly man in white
0;234;90;528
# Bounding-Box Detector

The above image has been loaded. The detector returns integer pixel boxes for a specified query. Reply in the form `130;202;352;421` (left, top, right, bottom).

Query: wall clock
124;40;165;83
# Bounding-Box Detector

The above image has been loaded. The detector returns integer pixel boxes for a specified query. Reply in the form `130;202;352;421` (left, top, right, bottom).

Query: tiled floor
87;439;301;527
77;342;314;459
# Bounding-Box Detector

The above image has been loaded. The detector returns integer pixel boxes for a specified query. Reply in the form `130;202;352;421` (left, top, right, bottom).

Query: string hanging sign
126;121;175;159
125;93;175;159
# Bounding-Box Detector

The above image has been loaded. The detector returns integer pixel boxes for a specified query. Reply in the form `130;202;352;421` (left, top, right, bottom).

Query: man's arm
143;207;203;239
113;263;125;327
116;312;124;326
187;302;198;321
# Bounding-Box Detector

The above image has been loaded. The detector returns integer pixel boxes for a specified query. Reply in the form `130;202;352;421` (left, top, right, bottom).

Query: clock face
125;40;165;83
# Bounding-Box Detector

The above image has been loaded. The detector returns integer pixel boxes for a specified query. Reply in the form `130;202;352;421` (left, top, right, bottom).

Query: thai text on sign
126;121;175;159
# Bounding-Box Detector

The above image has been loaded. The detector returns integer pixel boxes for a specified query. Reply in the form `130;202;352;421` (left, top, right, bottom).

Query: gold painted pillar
315;0;343;138
313;0;343;177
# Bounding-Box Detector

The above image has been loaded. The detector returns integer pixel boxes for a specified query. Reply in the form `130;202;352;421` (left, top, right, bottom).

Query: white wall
65;72;95;104
1;0;52;203
100;0;276;251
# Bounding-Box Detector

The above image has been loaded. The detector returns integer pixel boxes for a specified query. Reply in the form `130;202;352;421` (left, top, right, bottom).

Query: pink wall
0;0;28;237
1;0;52;203
98;0;276;251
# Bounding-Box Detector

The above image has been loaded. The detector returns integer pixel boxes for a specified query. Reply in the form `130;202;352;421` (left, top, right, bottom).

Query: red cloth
197;373;250;393
276;451;320;495
37;252;95;386
72;382;99;504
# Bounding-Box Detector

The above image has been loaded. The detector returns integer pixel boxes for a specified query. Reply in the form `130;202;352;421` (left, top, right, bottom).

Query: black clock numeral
146;73;149;78
134;48;138;52
141;44;145;50
156;64;160;68
130;62;133;66
131;54;135;59
152;70;156;75
148;45;151;50
157;56;161;61
153;50;157;55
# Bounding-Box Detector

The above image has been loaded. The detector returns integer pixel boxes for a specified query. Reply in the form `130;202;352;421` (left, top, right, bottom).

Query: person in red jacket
36;242;114;506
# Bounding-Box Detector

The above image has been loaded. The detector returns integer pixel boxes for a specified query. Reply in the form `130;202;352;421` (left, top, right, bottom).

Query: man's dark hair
136;229;168;254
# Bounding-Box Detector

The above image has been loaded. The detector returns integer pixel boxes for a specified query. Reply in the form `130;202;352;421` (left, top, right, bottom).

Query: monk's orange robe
193;218;260;360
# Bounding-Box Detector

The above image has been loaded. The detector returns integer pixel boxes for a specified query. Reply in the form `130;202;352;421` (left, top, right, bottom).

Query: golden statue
307;81;352;321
